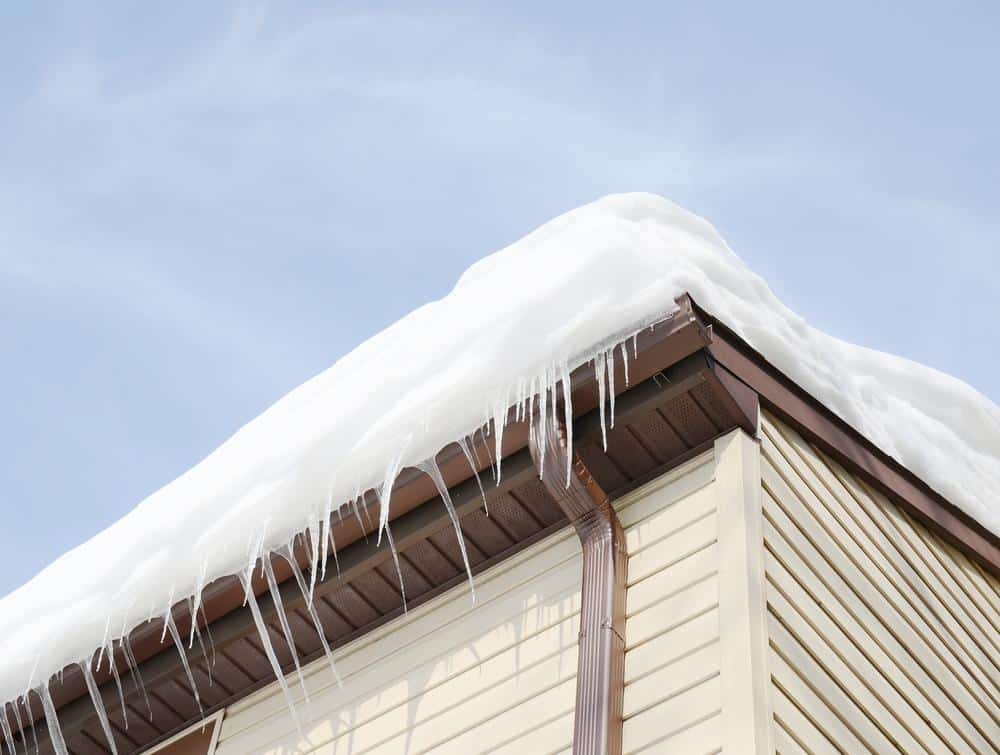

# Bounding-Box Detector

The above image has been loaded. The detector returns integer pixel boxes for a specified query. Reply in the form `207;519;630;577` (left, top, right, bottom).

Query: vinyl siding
214;443;736;754
616;451;723;754
760;413;1000;755
214;526;583;755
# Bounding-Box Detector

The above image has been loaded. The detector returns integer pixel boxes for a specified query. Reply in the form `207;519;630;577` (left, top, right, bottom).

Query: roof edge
685;293;1000;575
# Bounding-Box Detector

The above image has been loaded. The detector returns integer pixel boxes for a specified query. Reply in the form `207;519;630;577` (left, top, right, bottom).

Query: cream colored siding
216;442;743;754
616;451;723;753
215;527;582;754
760;413;1000;755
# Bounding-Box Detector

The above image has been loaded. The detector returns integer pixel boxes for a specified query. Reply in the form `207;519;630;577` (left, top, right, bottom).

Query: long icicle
121;635;152;722
95;616;111;673
185;599;213;687
165;614;203;718
349;494;369;542
456;436;488;514
197;602;217;673
105;641;128;730
620;339;630;386
560;361;574;488
38;683;68;755
382;523;407;612
326;520;340;577
491;387;509;483
376;442;408;545
307;522;320;609
189;562;208;649
607;346;616;429
262;558;311;707
238;573;303;737
595;351;608;451
415;459;475;601
283;552;343;687
537;366;549;480
80;660;118;755
320;486;335;581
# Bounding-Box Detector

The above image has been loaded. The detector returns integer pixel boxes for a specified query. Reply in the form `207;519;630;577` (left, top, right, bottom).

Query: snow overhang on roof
2;193;998;752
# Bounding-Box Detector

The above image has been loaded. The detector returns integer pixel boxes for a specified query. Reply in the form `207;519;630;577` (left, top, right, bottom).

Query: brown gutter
530;406;627;755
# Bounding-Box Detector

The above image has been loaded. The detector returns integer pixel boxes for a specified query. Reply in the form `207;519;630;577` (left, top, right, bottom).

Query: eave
6;293;997;754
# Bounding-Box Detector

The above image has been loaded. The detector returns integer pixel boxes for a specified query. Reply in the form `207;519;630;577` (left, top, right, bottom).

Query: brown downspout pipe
530;408;627;755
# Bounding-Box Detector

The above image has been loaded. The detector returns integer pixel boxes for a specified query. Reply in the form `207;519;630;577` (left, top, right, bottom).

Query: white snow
1;192;998;728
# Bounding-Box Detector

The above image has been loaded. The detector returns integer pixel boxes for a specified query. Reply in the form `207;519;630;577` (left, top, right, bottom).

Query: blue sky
1;1;997;597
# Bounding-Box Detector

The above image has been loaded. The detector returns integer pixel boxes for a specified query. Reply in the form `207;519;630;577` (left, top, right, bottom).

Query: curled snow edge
1;192;999;731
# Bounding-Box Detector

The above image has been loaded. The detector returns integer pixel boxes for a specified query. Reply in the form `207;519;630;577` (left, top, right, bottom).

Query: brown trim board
685;295;1000;574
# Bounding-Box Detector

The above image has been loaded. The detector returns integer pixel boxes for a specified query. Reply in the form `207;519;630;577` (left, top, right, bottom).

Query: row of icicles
1;336;638;755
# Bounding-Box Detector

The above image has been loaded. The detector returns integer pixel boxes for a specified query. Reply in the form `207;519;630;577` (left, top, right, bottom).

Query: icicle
262;559;311;706
198;601;217;671
560;362;574;488
382;524;407;611
491;392;508;483
478;424;496;481
307;521;320;609
620;340;630;386
376;441;408;545
189;562;208;649
159;587;175;643
595;352;608;451
416;459;475;601
0;707;16;755
245;527;267;595
467;430;483;472
607;347;616;429
38;684;68;755
95;616;111;673
526;376;536;446
106;641;128;730
348;494;369;544
284;552;343;687
537;366;549;479
165;614;203;718
186;599;212;687
320;485;335;581
238;573;303;736
121;635;152;722
80;660;118;755
456;436;488;514
632;332;639;360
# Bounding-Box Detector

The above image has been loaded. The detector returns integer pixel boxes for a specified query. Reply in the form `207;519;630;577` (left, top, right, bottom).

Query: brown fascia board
683;294;1000;575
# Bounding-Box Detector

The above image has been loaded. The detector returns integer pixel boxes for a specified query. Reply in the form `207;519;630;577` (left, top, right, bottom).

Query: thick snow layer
2;192;998;713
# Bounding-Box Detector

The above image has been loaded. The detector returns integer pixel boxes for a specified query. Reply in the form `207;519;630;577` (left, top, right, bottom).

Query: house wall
214;523;583;755
213;440;745;754
760;413;1000;755
209;413;1000;755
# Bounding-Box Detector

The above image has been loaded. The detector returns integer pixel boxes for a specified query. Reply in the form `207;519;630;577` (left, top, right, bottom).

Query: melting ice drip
8;339;633;754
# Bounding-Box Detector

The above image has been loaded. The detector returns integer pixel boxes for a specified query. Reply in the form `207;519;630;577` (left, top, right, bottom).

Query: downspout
530;408;627;755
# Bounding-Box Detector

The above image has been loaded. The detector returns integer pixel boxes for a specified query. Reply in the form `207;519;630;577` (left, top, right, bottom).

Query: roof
2;193;998;752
